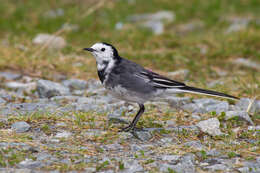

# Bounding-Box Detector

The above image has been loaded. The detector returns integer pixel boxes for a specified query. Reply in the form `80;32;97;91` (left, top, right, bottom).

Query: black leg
120;104;145;132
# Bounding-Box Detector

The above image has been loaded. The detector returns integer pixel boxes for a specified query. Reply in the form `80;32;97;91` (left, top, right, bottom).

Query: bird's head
83;42;119;63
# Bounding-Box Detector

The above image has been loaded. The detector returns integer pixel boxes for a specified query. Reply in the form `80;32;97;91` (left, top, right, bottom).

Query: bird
83;42;239;134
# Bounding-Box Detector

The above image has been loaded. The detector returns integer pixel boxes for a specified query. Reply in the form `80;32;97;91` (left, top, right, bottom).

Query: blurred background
0;0;259;97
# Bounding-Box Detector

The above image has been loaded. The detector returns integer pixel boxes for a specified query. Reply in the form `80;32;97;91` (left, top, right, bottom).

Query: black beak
83;48;95;52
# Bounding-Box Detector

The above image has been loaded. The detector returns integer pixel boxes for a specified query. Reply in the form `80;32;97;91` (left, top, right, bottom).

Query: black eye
101;48;105;52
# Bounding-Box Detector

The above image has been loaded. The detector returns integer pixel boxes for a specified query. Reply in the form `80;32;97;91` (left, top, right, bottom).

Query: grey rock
191;114;201;120
177;20;204;33
62;79;87;90
44;8;64;18
205;101;229;114
193;98;229;114
165;96;191;108
204;164;228;171
225;111;254;125
196;118;223;136
0;72;22;80
0;102;59;116
181;103;205;113
5;82;36;91
115;22;124;30
18;159;42;169
128;11;175;23
232;58;260;71
37;79;70;98
61;23;79;32
33;33;66;49
226;18;250;33
134;131;153;141
239;160;260;173
55;131;72;138
120;160;143;173
0;142;34;151
0;97;6;105
37;153;52;161
184;140;205;150
168;125;200;135
233;98;260;114
142;20;164;35
128;11;175;35
161;155;180;163
0;168;33;173
11;121;31;133
206;149;221;157
160;154;196;173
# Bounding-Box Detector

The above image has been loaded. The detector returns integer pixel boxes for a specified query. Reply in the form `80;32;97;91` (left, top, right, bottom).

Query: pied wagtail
84;42;239;133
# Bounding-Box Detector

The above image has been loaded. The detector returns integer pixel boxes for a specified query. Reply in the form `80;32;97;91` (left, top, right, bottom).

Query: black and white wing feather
135;70;238;100
135;70;186;89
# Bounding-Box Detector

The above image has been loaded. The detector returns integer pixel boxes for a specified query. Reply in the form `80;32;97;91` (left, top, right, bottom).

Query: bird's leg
120;104;145;132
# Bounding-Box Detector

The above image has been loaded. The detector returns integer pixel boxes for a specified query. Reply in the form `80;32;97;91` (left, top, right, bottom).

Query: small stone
166;96;191;108
44;8;64;18
55;131;71;138
204;164;228;171
18;158;42;169
191;114;201;120
225;111;254;125
233;98;260;114
120;160;143;173
161;155;180;163
61;23;79;31
5;82;36;91
0;98;6;105
160;154;196;173
11;121;31;133
128;11;175;23
115;22;124;30
196;118;223;136
62;79;87;90
33;33;66;49
0;71;22;80
226;18;250;33
37;79;70;98
142;20;164;35
184;140;205;150
177;20;204;33
232;58;260;71
134;131;153;141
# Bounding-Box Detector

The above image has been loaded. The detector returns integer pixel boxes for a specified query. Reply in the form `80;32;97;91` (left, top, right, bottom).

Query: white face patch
90;43;116;74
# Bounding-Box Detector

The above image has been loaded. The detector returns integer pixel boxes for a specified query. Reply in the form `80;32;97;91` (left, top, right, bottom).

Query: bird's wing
135;70;186;89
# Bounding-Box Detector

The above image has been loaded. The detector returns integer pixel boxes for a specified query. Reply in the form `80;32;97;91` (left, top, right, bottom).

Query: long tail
179;86;239;100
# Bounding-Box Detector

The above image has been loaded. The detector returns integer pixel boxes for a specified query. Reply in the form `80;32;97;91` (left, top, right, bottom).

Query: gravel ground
0;71;259;173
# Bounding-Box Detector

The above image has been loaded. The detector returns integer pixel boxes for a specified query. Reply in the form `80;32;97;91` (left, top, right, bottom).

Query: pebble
33;33;66;49
232;58;260;71
37;79;70;98
55;131;72;138
62;79;87;90
0;72;22;80
196;118;223;136
225;111;254;125
11;121;31;133
18;159;42;169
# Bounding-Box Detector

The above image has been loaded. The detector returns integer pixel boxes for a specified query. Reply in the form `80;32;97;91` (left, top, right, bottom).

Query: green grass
0;0;259;98
0;0;260;171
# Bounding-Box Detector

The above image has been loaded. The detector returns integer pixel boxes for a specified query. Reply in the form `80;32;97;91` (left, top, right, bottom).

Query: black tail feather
180;86;239;100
